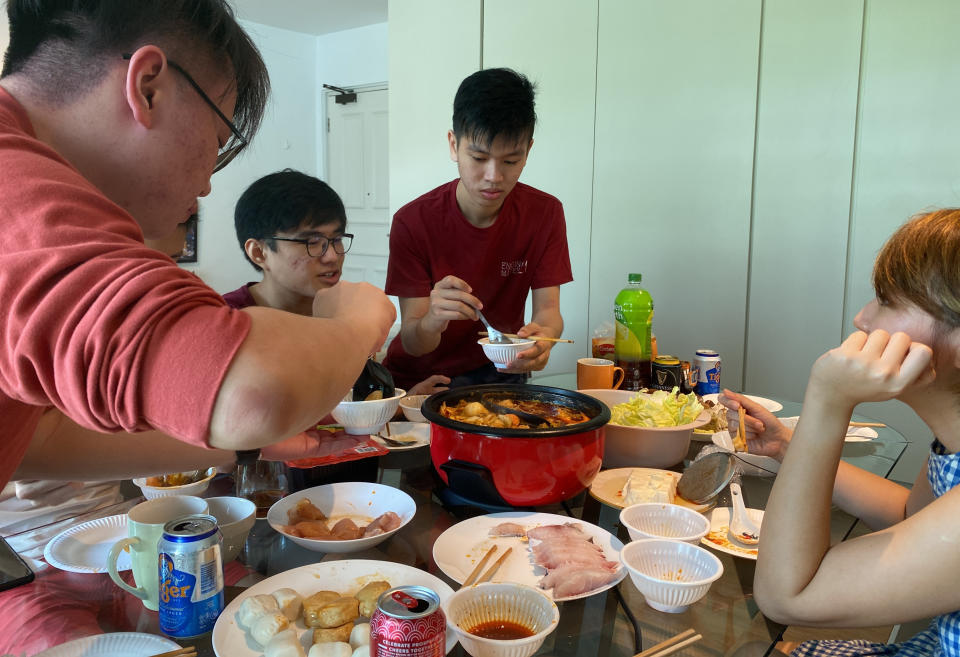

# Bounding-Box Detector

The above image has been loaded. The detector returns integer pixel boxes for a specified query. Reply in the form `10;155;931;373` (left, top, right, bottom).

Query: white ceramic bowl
478;337;536;370
399;394;429;422
580;389;710;468
444;583;559;657
266;482;416;554
133;467;217;499
331;388;407;434
621;538;723;613
620;503;711;544
205;496;256;562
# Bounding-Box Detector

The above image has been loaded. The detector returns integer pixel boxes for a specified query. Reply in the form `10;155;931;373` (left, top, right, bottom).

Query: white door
326;88;390;297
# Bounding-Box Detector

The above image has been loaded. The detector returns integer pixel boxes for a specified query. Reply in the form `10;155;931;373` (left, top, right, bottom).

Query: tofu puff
266;629;307;657
251;612;291;647
237;593;280;629
273;587;304;621
355;580;390;618
312;621;353;644
314;596;359;628
303;591;343;627
308;642;352;657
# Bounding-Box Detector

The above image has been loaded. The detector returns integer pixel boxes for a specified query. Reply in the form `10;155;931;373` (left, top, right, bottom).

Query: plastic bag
591;321;615;360
352;358;396;401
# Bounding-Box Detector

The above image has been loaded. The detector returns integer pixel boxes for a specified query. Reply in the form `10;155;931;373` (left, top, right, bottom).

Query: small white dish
702;393;783;413
779;416;879;442
621;538;723;613
132;467;216;499
399;394;429;422
33;632;180;657
701;507;764;560
370;422;430;451
44;514;130;573
619;503;711;544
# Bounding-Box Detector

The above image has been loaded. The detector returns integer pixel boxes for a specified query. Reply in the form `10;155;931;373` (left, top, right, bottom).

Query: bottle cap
628;273;642;283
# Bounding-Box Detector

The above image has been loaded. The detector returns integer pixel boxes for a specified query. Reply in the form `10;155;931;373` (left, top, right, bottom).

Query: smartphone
0;536;35;591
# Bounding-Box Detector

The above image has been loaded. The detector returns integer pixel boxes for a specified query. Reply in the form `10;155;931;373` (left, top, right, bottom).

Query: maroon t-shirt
383;180;572;389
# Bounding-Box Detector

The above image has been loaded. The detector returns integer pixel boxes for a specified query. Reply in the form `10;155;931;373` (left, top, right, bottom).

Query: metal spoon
728;472;760;545
477;310;513;344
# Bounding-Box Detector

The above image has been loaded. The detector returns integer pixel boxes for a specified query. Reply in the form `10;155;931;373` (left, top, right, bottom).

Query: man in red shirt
0;0;395;488
384;68;573;390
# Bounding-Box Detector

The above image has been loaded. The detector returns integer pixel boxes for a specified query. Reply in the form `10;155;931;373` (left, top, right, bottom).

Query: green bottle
614;273;654;390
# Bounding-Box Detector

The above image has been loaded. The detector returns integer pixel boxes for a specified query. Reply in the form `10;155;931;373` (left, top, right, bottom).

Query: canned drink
651;355;683;392
371;585;446;657
680;360;693;394
158;514;224;639
692;349;722;396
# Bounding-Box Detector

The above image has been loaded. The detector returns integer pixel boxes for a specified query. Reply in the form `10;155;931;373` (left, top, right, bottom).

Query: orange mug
577;358;624;390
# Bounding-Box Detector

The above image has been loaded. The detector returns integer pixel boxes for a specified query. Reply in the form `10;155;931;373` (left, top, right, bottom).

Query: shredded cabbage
609;387;704;427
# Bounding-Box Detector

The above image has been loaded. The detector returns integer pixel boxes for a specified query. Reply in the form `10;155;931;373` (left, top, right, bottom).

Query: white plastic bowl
581;389;710;468
444;583;559;657
621;538;723;613
399;394;429;422
266;482;416;554
133;467;217;499
331;388;406;434
478;337;536;370
620;503;711;544
205;496;256;562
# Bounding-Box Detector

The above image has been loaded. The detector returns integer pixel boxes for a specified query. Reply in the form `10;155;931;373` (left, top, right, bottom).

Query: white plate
779;416;879;442
212;560;458;656
702;507;763;560
43;514;130;573
711;432;780;477
589;468;713;513
34;632;180;657
370;422;430;450
702;393;783;414
432;511;626;601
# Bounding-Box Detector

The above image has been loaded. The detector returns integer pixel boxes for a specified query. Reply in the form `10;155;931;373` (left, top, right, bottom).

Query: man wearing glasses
0;1;396;492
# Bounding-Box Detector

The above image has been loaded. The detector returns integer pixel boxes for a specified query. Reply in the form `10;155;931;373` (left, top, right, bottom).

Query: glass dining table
1;382;908;657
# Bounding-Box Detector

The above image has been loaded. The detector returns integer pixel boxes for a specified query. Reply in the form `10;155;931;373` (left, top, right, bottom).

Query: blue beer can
158;514;224;638
692;349;722;396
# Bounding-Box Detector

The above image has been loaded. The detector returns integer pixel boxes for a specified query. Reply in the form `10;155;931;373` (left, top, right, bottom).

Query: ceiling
230;0;387;36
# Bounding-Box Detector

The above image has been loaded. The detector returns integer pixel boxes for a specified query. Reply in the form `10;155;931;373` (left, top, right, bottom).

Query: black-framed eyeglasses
269;234;354;258
122;54;247;172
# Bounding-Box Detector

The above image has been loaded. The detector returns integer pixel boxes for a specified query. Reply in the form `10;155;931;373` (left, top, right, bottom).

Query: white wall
0;13;7;61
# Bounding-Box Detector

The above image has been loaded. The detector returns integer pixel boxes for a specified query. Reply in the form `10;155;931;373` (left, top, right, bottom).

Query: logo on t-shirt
500;259;528;277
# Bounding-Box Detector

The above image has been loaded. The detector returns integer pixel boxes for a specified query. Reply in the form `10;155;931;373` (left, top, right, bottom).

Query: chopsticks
849;421;886;428
476;546;513;583
150;647;197;657
635;629;702;657
479;331;574;344
462;545;498;587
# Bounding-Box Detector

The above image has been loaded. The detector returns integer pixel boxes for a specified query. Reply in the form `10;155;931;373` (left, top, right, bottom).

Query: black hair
452;67;537;148
234;169;347;272
2;0;269;154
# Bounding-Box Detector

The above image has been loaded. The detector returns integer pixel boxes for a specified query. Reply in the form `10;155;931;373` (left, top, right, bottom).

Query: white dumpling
265;629;307;657
272;587;304;622
348;623;370;649
237;594;280;629
251;612;291;647
351;647;367;657
308;642;352;657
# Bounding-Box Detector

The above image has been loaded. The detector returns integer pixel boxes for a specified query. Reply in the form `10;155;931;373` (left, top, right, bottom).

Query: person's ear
244;238;268;268
448;130;459;162
123;46;168;129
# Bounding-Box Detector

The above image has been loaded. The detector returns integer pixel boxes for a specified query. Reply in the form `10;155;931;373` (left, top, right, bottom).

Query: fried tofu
303;591;341;628
356;581;390;618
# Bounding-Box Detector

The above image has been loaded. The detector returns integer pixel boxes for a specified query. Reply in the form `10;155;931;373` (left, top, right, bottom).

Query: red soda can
371;585;446;657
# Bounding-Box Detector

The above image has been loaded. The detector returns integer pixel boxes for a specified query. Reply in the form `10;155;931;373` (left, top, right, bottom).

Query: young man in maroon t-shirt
383;68;573;391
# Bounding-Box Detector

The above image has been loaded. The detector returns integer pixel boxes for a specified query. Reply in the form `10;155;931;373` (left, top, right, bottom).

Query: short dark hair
452;68;537;148
234;169;347;272
2;0;269;153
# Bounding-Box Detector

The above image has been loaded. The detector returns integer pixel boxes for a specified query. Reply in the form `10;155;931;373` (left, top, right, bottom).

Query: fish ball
348;622;370;648
265;629;307;657
237;593;280;629
308;642;352;657
272;587;304;621
251;612;290;647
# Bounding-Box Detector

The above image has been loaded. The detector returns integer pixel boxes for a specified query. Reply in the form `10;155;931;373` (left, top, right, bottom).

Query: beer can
651;355;683;391
680;360;693;394
692;349;722;396
371;585;446;657
158;514;224;639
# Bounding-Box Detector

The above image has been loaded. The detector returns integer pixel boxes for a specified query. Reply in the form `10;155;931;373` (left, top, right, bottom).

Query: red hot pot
423;384;610;507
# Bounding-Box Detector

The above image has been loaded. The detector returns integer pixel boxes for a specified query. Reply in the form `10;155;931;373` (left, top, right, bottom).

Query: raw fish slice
489;522;527;537
363;511;401;537
526;523;589;542
539;565;620;598
531;543;616;571
530;536;605;553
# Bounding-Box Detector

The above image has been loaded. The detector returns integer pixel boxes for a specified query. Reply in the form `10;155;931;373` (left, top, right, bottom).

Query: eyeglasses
269;233;354;258
122;54;247;172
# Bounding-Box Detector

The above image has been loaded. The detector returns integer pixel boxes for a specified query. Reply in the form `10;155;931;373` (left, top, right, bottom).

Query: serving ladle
479;394;549;426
